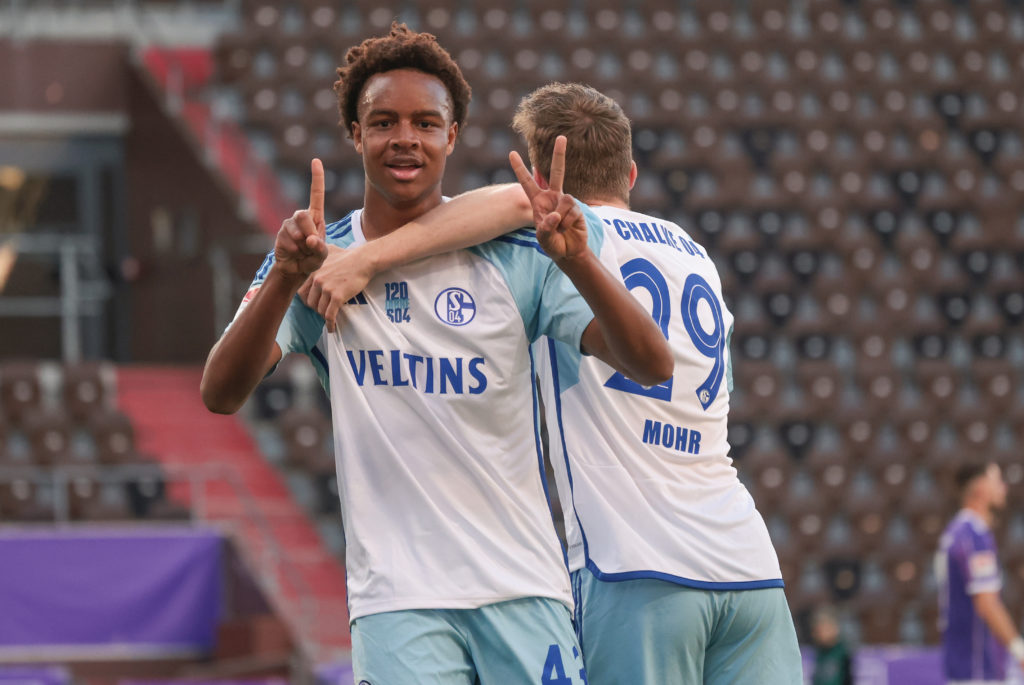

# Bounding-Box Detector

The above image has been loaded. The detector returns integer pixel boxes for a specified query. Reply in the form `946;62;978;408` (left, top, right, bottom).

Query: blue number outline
603;258;674;401
603;258;727;410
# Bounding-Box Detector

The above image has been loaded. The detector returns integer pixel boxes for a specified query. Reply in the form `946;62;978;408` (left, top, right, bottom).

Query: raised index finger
548;135;567;194
309;158;325;230
509;150;541;202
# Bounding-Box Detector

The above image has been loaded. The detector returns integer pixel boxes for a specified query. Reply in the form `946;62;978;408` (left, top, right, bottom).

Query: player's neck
362;190;444;240
583;196;630;210
963;500;993;527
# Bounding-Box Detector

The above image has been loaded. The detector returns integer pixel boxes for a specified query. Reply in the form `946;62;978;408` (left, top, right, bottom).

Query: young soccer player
938;461;1024;684
200;28;670;684
301;82;804;684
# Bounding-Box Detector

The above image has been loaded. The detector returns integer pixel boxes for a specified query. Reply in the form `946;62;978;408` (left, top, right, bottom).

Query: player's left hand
299;243;376;333
509;135;588;263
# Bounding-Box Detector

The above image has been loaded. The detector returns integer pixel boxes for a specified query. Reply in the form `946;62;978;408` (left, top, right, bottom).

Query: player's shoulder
325;210;358;247
948;510;992;544
472;226;547;259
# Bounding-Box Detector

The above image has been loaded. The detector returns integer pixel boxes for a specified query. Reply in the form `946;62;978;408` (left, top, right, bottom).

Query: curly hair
334;22;471;138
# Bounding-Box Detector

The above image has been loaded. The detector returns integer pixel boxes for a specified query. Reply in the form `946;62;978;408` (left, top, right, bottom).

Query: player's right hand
273;159;328;281
299;242;377;333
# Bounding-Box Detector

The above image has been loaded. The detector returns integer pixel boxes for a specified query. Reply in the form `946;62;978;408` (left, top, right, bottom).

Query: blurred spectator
937;461;1024;684
811;605;853;685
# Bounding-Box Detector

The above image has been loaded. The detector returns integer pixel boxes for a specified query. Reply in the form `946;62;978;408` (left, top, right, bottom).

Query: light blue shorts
573;568;803;685
351;596;586;684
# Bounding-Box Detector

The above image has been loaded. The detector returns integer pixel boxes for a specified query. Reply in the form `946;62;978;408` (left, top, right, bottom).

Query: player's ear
445;122;458;156
628;160;638;190
533;168;549;190
351;122;363;154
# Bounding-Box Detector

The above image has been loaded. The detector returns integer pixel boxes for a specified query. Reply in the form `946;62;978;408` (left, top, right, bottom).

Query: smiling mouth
386;163;423;180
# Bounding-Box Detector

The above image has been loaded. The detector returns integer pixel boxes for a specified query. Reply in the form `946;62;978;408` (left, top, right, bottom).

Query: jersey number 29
604;257;726;409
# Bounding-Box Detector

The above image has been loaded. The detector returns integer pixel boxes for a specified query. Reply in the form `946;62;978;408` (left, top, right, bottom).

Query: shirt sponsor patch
968;551;998;581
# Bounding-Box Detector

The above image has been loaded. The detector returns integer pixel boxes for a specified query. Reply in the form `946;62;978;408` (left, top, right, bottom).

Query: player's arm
512;138;673;387
201;160;328;414
301;183;532;331
973;592;1024;667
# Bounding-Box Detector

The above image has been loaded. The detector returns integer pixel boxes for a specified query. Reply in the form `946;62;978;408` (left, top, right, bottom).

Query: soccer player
200;27;671;684
937;461;1024;684
302;82;803;684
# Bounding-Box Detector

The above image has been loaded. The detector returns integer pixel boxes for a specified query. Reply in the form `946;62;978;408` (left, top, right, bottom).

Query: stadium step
116;366;350;662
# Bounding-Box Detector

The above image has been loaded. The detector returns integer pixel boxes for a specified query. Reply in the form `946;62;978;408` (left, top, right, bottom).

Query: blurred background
1;0;1022;683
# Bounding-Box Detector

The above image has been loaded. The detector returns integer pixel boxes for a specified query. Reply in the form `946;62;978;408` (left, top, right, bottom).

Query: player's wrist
1010;636;1024;662
269;261;308;290
360;240;387;275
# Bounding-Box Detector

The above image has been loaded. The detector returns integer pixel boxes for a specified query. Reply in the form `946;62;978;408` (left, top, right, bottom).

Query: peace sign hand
509;135;588;263
273;158;329;282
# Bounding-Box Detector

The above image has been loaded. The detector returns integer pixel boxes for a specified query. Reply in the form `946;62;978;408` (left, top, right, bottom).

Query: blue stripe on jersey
550;340;787;591
310;344;329;379
585;561;786;591
254;251;274;282
531;345;569;573
548;338;592;565
512;227;537;239
326;212;354;239
572;570;584;646
495;236;546;254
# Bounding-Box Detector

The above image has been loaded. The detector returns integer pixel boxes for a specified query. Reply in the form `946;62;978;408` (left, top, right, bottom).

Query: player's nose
390;120;419;148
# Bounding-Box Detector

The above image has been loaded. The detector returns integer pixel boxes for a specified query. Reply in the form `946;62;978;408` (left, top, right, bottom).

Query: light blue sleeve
232;214;356;391
470;200;605;348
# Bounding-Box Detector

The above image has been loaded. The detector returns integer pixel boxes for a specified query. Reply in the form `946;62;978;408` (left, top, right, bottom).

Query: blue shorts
351;596;586;684
573;568;802;685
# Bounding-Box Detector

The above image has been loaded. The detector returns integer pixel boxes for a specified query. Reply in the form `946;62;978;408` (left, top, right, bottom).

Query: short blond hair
512;82;632;204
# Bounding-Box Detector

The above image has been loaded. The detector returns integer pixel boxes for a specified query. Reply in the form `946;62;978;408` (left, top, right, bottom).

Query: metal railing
0;233;112;362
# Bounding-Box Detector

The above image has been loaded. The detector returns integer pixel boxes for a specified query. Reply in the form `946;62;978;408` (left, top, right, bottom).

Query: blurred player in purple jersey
937;461;1024;684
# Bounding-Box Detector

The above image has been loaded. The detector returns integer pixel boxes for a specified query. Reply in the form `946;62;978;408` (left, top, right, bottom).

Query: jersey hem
348;591;575;624
583;560;785;591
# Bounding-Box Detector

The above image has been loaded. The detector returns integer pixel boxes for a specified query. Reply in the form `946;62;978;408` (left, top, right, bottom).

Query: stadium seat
87;409;137;465
862;434;914;500
794;359;844;420
251;368;296;420
856;586;904;644
0;361;43;423
949;393;996;452
737;441;792;510
878;538;928;600
65;469;103;520
733;360;785;417
0;473;51;522
753;257;798;327
21;408;74;466
277;407;331;471
62;361;113;422
845;488;890;553
904;482;951;549
971;357;1017;412
804;438;852;500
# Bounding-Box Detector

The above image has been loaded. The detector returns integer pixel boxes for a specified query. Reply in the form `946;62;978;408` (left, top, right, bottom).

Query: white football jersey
236;208;603;621
535;205;783;588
